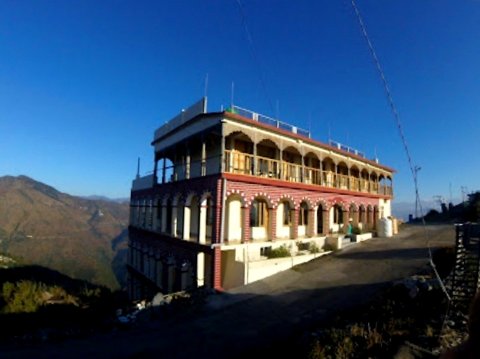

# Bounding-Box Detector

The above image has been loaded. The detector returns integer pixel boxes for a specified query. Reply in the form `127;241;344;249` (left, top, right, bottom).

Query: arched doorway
316;203;325;235
225;194;243;242
250;197;269;241
276;199;294;239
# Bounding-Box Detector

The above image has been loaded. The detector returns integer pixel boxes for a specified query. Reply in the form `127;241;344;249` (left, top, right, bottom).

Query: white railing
229;105;311;138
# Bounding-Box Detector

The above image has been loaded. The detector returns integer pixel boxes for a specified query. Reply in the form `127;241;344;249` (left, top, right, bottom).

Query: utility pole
414;165;421;219
461;186;468;204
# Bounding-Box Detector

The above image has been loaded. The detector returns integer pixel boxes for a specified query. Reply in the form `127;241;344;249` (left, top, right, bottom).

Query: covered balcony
223;143;393;196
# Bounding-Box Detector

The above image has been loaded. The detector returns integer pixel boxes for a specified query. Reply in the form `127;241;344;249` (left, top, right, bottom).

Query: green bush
323;243;336;252
267;245;291;259
352;226;362;235
309;242;320;254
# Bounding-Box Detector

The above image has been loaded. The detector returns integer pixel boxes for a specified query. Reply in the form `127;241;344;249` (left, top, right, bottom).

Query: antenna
136;157;141;179
204;73;209;98
449;182;452;204
231;81;235;109
308;111;312;134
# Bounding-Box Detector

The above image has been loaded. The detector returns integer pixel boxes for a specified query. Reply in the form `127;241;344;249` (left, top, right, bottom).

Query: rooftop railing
230;105;311;139
329;140;366;158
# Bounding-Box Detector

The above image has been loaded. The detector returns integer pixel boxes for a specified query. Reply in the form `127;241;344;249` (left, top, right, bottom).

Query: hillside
0;175;129;289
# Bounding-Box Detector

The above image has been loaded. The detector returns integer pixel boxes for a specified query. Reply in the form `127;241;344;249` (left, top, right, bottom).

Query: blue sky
1;1;479;214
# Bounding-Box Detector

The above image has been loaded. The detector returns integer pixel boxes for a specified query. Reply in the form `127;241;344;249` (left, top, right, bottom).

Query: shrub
267;245;291;258
323;243;336;252
297;242;310;251
309;242;320;254
352;226;362;235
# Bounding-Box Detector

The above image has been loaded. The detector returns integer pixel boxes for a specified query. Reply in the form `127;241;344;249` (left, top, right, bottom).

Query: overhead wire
349;0;451;298
349;0;457;349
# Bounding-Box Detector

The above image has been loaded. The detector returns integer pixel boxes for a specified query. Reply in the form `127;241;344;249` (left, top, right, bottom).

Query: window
250;199;268;227
157;199;162;219
299;202;309;226
283;202;292;226
334;205;343;224
206;197;214;226
166;199;172;233
260;246;272;257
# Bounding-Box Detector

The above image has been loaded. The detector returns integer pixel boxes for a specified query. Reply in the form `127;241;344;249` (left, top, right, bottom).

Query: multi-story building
127;97;394;299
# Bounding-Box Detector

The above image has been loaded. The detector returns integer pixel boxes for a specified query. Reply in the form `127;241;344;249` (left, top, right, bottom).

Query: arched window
283;201;292;225
299;202;309;226
166;198;173;233
206;197;214;226
250;199;268;227
334;204;343;224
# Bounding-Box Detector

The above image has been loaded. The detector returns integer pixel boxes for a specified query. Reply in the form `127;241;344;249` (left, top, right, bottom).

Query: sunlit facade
127;98;394;298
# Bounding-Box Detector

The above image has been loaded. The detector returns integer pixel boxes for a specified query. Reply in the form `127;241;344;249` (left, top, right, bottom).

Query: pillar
242;206;250;243
171;204;178;237
199;204;207;244
342;209;349;233
367;207;374;231
292;208;299;239
269;207;277;241
253;143;257;175
307;209;315;237
352;208;359;227
201;138;206;176
183;205;191;240
322;209;330;235
197;252;205;287
213;247;222;291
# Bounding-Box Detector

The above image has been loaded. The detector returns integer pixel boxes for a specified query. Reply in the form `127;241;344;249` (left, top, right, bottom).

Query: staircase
449;223;480;309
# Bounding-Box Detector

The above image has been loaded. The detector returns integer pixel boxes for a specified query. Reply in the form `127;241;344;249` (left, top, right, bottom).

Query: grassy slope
0;175;129;289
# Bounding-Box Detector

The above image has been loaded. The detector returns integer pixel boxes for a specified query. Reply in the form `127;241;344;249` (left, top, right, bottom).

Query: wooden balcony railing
224;150;393;196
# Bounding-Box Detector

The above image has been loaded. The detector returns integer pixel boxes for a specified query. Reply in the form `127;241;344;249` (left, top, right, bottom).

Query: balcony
224;150;392;196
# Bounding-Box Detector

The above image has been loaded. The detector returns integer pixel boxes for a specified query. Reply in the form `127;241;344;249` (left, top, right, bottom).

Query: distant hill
0;175;129;290
81;195;129;204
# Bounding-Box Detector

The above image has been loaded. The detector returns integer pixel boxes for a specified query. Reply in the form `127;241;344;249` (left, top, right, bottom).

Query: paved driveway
2;224;455;358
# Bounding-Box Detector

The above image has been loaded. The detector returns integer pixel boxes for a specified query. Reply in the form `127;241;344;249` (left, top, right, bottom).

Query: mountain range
0;175;129;290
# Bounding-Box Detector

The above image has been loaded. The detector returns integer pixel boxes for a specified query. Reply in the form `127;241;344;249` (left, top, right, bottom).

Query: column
213;247;222;291
342;209;349;233
292;208;299;239
322;208;330;235
220;135;225;172
307;209;315;237
199;203;207;244
301;155;305;182
242;206;250;243
352;208;359;227
183;205;191;240
253;143;257;175
367;207;374;231
279;149;283;180
171;204;178;237
201;138;206;176
185;146;191;179
153;158;158;184
269;207;277;241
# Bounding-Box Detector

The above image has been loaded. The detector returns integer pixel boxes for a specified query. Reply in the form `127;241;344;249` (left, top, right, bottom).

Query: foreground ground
1;224;457;358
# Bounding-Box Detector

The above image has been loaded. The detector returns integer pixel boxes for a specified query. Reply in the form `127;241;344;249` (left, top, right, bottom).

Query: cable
349;0;453;340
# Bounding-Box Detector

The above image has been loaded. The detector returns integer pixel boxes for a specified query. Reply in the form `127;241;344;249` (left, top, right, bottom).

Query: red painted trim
222;172;393;200
223;111;396;173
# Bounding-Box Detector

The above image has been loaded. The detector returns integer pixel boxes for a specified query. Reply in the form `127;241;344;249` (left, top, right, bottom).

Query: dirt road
2;224;455;358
